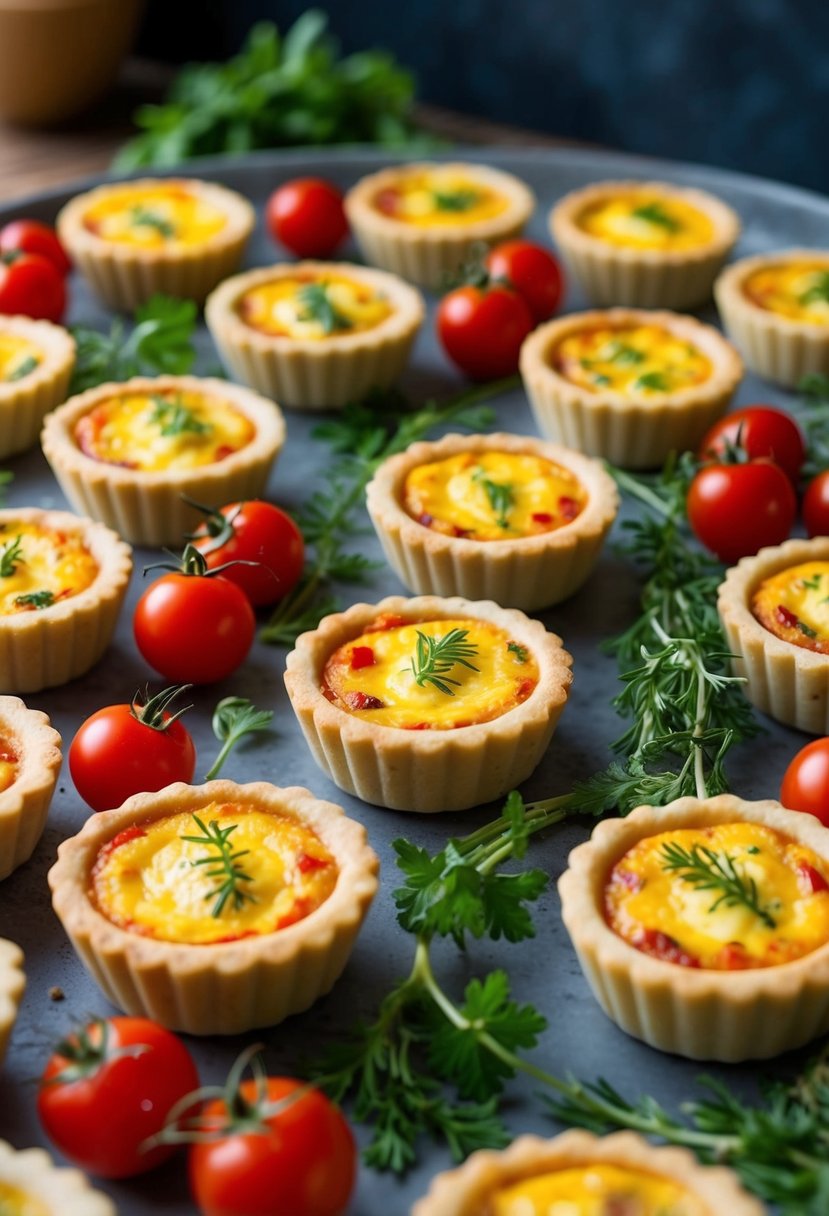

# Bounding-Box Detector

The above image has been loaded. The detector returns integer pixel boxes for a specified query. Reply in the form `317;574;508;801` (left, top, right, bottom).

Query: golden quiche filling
751;561;829;654
81;184;227;248
605;822;829;970
403;451;587;540
576;193;715;251
490;1163;705;1216
0;1181;47;1216
551;325;712;397
0;520;98;617
74;389;255;472
743;262;829;325
321;614;538;729
372;169;508;227
0;741;18;794
91;803;338;945
0;334;42;385
238;273;393;339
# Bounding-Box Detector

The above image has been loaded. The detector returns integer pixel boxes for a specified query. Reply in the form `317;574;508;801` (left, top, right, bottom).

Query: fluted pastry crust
0;940;23;1069
0;316;75;459
0;1140;116;1214
0;696;61;881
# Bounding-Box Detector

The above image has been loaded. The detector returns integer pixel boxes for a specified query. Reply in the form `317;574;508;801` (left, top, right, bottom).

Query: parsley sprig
181;813;257;918
150;394;211;438
297;282;353;334
68;295;197;395
204;696;274;781
410;628;479;695
660;840;777;929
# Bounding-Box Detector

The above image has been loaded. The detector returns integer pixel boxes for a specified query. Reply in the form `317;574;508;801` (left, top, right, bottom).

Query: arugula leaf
69;295;197;394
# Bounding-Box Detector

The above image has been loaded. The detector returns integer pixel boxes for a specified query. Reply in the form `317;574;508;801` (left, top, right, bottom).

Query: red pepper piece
350;645;375;670
716;942;753;970
631;927;700;968
558;495;580;520
344;691;384;711
296;852;331;874
797;861;829;894
531;512;552;524
776;604;799;629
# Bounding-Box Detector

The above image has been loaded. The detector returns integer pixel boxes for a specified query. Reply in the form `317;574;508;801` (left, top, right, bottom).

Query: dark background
137;0;829;194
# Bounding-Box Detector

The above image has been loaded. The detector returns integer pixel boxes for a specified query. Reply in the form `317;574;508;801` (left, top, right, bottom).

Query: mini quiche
520;308;743;468
718;536;829;733
558;794;829;1060
365;432;619;609
0;940;24;1068
40;375;285;547
412;1130;763;1216
56;176;254;310
284;594;572;813
715;249;829;386
0;508;131;694
0;1141;115;1215
0;697;61;881
48;780;378;1035
344;162;535;288
550;179;740;309
205;261;425;410
0;317;75;459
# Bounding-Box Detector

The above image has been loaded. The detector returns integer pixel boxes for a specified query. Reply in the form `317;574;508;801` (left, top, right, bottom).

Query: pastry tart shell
41;375;285;547
714;248;829;386
205;261;425;411
0;940;24;1069
344;161;535;288
0;696;61;881
0;508;131;694
520;307;743;469
0;316;75;459
56;176;255;311
283;594;573;813
365;431;619;609
412;1128;763;1215
48;780;379;1036
0;1140;115;1214
718;536;829;733
550;179;741;309
558;794;829;1061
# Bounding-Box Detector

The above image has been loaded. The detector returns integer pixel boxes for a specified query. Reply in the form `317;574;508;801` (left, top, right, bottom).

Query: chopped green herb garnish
633;371;669;392
129;206;176;239
14;589;54;610
298;282;354;335
6;355;39;383
799;271;829;308
631;202;682;232
593;373;612;387
507;641;528;663
798;619;819;639
746;845;761;855
0;535;23;578
432;188;480;212
802;573;823;590
473;467;514;529
607;344;646;366
149;394;211;438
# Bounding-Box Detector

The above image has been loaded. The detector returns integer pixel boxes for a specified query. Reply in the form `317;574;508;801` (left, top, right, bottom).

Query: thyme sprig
410;628;479;696
660;840;777;929
181;814;257;918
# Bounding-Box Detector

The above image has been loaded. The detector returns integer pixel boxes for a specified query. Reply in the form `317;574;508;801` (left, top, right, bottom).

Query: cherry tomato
485;240;564;323
686;460;796;564
38;1016;199;1179
781;738;829;828
69;685;196;812
266;178;348;258
190;1075;356;1216
190;500;305;607
134;545;255;684
437;284;534;381
0;251;66;322
698;406;805;485
0;219;71;277
803;470;829;537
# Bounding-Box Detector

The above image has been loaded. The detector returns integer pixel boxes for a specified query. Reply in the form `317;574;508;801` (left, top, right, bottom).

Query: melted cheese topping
0;334;42;385
403;451;587;541
321;615;538;730
0;1182;48;1216
372;169;508;227
74;389;255;472
238;273;392;339
91;803;338;945
605;822;829;970
0;740;19;794
82;184;227;248
743;261;829;325
552;324;712;398
491;1163;706;1215
0;520;98;617
752;561;829;654
576;193;714;251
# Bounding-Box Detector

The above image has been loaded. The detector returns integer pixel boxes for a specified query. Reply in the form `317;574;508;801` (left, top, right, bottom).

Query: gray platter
0;146;826;1214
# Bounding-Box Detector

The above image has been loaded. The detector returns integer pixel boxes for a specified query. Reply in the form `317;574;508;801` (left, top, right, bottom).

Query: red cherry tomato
69;685;196;812
803;470;829;537
698;406;805;485
687;460;797;565
0;251;66;322
0;219;71;277
266;178;349;258
485;240;564;323
38;1016;199;1179
781;738;829;828
437;284;534;380
190;500;305;607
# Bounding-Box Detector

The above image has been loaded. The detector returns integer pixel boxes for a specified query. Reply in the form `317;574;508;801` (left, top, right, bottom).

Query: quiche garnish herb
751;559;829;654
129;205;176;240
632;370;669;392
507;641;528;663
297;281;355;334
5;354;39;383
181;813;257;918
0;535;22;578
799;269;829;308
149;394;212;438
432;188;480;213
631;200;682;232
552;324;712;398
471;466;514;529
14;589;55;611
410;627;480;696
658;838;777;929
69;296;198;395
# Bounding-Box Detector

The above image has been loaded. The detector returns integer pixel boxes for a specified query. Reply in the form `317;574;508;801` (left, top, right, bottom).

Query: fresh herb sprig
69;295;197;394
181;813;256;918
297;282;353;334
798;373;829;479
129;206;175;239
14;589;54;610
472;467;514;528
0;534;23;578
150;394;211;438
410;628;479;695
660;840;777;928
631;201;681;232
204;696;274;781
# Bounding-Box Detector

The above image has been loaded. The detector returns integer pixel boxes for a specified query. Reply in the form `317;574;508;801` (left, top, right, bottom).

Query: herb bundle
69;295;198;395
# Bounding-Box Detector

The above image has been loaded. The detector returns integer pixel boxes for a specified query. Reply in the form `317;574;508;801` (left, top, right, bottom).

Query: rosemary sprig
181;813;257;918
0;534;23;578
631;201;681;231
472;467;514;528
660;840;777;929
129;205;176;238
297;282;353;335
410;628;479;696
150;394;211;438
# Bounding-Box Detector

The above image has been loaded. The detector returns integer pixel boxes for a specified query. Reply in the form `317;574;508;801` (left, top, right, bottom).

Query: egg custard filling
91;803;338;945
576;193;715;252
74;389;255;472
372;169;509;227
0;520;98;617
321;615;538;730
605;822;829;970
751;561;829;654
403;451;587;540
743;261;829;325
0;334;42;385
551;324;712;397
81;184;227;248
0;742;18;794
238;273;393;340
490;1163;705;1216
0;1182;48;1216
